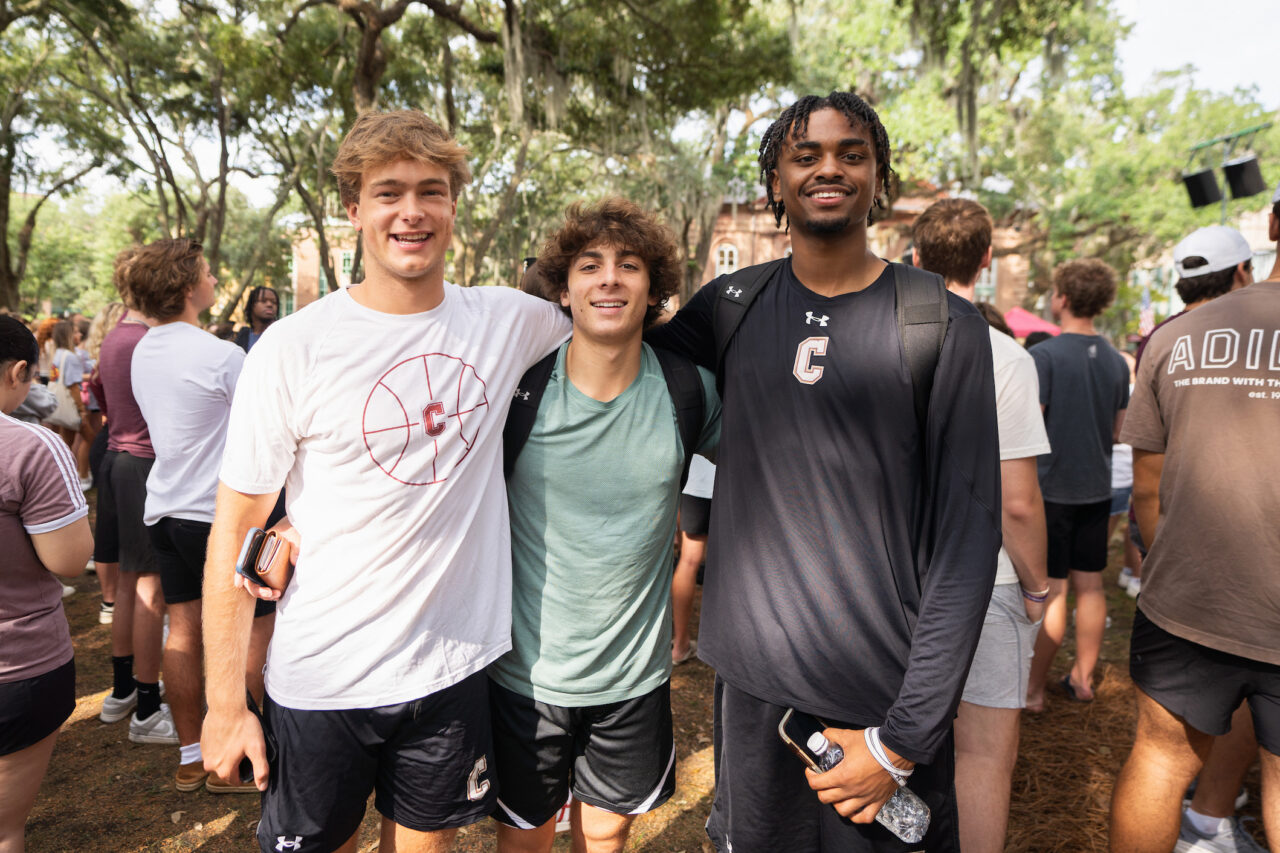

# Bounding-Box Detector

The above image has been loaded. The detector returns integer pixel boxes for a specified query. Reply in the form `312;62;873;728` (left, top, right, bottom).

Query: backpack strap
653;347;706;490
713;258;786;391
892;262;949;431
503;349;558;479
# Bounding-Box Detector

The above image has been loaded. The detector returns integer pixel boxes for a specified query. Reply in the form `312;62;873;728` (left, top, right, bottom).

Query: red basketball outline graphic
362;352;490;486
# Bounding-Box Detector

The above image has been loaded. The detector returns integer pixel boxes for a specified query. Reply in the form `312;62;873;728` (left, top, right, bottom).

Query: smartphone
778;707;830;772
235;527;267;586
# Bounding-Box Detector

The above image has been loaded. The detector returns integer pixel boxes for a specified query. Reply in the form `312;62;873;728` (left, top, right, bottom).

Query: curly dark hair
1052;258;1117;319
115;238;205;321
534;198;682;330
758;91;896;228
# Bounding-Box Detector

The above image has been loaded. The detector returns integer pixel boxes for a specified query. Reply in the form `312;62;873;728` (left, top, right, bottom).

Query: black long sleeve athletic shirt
647;260;1001;765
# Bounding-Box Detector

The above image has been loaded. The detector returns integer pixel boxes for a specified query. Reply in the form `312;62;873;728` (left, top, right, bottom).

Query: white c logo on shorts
468;756;490;801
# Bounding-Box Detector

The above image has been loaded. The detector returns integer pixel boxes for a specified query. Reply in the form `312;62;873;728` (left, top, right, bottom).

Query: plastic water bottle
806;732;930;843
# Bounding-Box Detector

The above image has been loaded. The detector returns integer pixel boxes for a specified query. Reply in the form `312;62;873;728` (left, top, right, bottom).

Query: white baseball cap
1173;225;1252;278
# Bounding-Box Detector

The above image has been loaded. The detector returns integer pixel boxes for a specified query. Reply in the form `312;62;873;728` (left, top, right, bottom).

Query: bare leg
164;599;203;747
97;561;118;608
570;800;634;853
1110;688;1211;853
1124;534;1143;582
496;817;556;853
1189;704;1256;818
1026;577;1068;710
132;572;165;683
378;818;458;852
671;531;705;662
112;570;138;658
1261;747;1279;848
1069;570;1105;699
954;702;1020;853
247;611;275;707
0;730;59;853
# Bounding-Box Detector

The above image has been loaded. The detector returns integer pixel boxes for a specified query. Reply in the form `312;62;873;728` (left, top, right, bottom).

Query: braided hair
758;92;895;228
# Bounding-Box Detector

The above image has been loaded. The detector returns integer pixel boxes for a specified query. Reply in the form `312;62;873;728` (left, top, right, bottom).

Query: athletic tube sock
179;742;202;765
111;655;134;699
136;681;162;720
1185;807;1230;837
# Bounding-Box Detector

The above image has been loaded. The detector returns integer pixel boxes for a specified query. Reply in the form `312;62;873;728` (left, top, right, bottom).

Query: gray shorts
960;583;1040;709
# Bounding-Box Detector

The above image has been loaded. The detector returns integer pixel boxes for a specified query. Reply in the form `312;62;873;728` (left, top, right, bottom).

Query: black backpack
503;346;705;488
712;259;949;430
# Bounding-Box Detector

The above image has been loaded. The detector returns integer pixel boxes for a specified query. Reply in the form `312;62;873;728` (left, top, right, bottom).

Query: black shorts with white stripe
489;678;676;830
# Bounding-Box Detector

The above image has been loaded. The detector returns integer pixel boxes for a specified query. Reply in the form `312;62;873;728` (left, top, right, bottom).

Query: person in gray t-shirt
1025;259;1129;710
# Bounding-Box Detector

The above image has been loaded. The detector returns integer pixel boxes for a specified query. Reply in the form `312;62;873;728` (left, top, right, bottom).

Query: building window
975;257;998;303
282;289;295;316
716;243;739;276
341;251;354;277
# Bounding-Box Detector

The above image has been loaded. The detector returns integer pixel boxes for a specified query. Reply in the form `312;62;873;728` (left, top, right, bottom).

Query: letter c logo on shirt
793;337;829;385
423;401;447;437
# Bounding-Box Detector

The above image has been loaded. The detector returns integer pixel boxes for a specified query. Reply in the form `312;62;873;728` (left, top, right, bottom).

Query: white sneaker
99;689;137;723
60;582;75;598
129;703;180;745
1117;566;1134;588
1174;811;1266;853
99;601;114;624
85;559;96;574
79;475;93;492
1127;576;1142;598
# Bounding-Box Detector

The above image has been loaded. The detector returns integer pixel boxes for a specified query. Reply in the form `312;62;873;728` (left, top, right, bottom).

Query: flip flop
1060;675;1094;703
673;640;698;666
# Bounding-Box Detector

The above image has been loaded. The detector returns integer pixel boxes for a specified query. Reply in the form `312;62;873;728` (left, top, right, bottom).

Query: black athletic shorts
94;449;120;563
150;517;210;605
106;451;156;574
1044;499;1110;578
489;678;676;829
0;658;75;756
1130;608;1280;755
256;670;496;853
679;494;711;538
707;677;959;853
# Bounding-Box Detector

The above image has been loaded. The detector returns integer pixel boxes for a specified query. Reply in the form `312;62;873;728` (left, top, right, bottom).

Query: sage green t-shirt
489;342;720;705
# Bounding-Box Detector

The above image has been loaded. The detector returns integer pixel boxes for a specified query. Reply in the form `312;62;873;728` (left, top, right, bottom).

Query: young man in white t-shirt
128;237;268;793
200;111;570;853
913;198;1051;853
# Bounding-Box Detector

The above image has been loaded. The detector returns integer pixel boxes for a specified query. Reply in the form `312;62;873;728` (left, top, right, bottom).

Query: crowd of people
1;93;1277;853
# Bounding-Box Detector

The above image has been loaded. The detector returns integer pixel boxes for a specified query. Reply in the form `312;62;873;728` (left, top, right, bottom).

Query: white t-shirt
220;284;570;710
682;453;716;499
989;327;1051;586
132;323;245;525
1111;384;1135;489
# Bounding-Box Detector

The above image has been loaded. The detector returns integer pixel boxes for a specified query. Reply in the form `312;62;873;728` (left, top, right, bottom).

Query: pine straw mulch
26;513;1269;851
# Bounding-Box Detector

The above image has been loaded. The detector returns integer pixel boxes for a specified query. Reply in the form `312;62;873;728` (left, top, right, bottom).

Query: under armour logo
725;286;743;298
275;837;302;852
513;389;530;401
805;312;829;326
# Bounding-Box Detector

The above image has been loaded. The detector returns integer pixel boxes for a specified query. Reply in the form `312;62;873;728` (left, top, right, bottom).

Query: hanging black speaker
1223;156;1266;199
1182;168;1222;208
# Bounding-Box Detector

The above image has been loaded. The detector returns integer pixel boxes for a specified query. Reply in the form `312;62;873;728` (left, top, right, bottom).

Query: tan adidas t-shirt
1120;281;1280;664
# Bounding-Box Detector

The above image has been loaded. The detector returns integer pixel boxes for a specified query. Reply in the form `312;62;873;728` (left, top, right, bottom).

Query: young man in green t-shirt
489;198;720;853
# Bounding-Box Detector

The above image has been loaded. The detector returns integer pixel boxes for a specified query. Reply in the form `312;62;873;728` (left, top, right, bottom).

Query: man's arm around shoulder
202;483;279;791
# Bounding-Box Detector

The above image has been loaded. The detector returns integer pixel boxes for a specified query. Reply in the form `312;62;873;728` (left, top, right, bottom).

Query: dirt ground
26;525;1269;852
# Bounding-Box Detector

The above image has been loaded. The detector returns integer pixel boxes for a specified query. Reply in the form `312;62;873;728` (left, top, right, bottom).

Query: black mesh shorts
256;670;496;853
489;678;675;829
0;658;75;756
1044;499;1110;578
1130;608;1280;755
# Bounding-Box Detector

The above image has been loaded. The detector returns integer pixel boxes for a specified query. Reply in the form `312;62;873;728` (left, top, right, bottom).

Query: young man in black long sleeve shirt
647;92;1001;852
